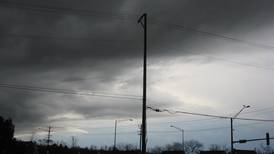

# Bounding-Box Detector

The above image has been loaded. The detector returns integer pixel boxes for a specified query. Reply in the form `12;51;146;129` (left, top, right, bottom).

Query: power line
3;32;273;71
241;106;274;115
186;121;274;133
149;18;274;52
199;54;274;71
148;117;220;125
20;120;273;138
76;121;273;136
0;83;141;100
0;82;141;97
0;33;137;42
0;0;137;21
147;106;274;122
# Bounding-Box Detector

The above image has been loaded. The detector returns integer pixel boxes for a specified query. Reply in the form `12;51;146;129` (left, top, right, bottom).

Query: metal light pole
231;105;250;154
138;124;142;152
138;13;147;154
113;119;133;150
170;125;185;152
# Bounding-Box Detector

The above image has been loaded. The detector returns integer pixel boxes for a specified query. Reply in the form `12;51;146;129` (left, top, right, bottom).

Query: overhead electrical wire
0;83;141;100
2;83;274;122
164;48;274;71
0;33;137;42
147;106;274;122
241;106;274;115
71;121;273;136
199;54;274;71
3;32;274;71
0;0;137;21
149;18;274;52
2;32;273;71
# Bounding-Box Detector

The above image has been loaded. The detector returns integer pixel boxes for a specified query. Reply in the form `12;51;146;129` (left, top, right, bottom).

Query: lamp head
243;105;250;108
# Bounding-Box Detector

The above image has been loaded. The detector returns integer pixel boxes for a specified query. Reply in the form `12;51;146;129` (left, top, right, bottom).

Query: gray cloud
1;0;274;140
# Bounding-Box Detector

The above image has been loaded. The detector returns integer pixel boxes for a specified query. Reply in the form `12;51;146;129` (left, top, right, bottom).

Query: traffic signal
266;132;270;145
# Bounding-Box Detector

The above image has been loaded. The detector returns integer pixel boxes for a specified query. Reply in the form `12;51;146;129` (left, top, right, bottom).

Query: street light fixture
113;119;133;150
231;105;250;154
170;125;185;152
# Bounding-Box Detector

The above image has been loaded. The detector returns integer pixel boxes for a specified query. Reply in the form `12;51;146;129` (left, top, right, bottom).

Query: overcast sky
1;0;274;150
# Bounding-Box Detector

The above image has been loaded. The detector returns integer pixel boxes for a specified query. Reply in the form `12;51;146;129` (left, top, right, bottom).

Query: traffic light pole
233;133;273;145
230;105;250;154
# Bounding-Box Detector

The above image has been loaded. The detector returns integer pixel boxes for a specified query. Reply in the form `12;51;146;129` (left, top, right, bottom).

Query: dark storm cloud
1;0;274;132
1;0;274;67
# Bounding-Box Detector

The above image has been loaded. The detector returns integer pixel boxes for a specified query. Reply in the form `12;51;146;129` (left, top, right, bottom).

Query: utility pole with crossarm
138;13;147;154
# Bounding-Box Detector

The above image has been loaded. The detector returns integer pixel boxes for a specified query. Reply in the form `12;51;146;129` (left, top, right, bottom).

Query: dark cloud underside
0;0;274;133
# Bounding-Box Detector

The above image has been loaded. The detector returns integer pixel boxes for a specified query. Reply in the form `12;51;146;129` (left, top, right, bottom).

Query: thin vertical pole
182;130;184;152
139;124;142;153
47;126;51;154
139;127;142;153
231;118;234;154
114;120;117;150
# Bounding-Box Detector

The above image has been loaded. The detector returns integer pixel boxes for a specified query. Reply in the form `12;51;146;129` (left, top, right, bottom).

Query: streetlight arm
116;118;134;123
233;105;250;118
170;125;183;132
233;108;245;118
114;119;134;150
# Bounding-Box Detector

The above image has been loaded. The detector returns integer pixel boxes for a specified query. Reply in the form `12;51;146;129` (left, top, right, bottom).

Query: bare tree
257;143;272;154
116;143;138;151
184;140;203;154
165;142;183;151
209;144;222;151
89;145;97;150
150;146;164;154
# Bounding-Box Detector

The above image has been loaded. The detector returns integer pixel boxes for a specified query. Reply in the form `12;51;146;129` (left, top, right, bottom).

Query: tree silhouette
209;144;222;151
184;140;203;154
0;116;15;153
165;142;183;151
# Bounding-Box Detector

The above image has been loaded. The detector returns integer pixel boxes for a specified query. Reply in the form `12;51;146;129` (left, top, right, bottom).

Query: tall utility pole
45;126;53;154
231;105;250;154
138;13;147;154
47;126;52;147
38;125;54;154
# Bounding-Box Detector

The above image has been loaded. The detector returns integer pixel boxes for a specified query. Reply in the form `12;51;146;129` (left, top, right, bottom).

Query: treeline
2;140;141;154
0;116;140;154
1;116;273;154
